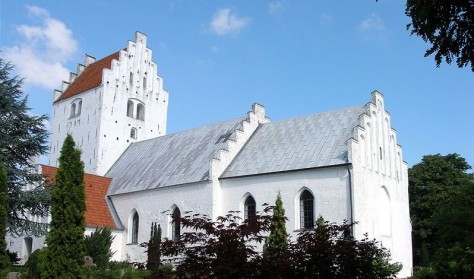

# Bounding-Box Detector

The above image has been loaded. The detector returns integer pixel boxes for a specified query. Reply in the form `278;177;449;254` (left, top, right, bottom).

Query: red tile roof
55;51;120;102
41;165;118;229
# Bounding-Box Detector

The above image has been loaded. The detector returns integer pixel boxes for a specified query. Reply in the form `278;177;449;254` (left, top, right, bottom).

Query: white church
7;32;412;277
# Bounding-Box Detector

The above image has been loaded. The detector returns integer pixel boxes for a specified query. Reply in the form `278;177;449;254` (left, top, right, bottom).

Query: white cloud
268;2;283;14
3;5;78;90
210;8;251;36
358;13;385;32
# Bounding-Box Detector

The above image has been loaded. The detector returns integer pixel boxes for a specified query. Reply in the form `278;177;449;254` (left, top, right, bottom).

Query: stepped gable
55;51;120;102
106;117;245;195
41;165;117;229
221;105;366;178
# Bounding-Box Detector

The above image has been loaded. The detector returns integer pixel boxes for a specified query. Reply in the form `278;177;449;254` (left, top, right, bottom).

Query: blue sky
1;0;473;167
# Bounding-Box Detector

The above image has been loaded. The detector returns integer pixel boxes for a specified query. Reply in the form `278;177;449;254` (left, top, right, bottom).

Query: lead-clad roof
107;105;366;195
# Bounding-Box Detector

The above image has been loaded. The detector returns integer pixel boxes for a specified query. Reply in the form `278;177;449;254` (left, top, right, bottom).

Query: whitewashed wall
109;181;213;263
348;91;412;278
49;32;169;176
219;166;351;237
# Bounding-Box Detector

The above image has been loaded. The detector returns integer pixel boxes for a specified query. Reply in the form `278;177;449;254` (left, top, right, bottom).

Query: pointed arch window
172;207;181;241
300;190;314;229
244;196;256;221
131;211;139;244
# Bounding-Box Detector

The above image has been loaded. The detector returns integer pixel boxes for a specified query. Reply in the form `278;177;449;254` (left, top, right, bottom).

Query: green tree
0;157;10;270
405;0;474;71
288;216;401;279
43;135;86;278
84;227;115;270
0;58;50;236
262;193;288;277
147;222;162;277
409;153;473;267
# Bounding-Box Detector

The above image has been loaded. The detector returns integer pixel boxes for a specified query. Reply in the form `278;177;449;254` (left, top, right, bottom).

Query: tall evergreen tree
43;135;86;278
262;193;289;278
147;222;162;276
0;58;49;236
263;193;288;259
0;157;10;270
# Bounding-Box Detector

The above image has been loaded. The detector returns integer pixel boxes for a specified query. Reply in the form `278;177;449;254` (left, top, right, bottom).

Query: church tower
48;32;169;175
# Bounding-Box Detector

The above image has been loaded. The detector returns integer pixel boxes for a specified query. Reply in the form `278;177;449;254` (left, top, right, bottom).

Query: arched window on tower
130;211;139;244
244;195;256;221
127;100;134;118
172;207;181;241
300;190;314;229
70;103;76;118
137;103;145;120
77;100;82;116
130;128;137;139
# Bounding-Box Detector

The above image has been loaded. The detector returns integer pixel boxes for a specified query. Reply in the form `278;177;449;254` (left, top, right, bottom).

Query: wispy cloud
268;2;283;14
357;13;385;32
3;5;78;90
210;8;251;36
319;13;333;27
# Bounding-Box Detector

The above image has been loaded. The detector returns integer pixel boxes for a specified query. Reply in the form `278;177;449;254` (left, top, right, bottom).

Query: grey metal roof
220;106;366;178
107;118;244;195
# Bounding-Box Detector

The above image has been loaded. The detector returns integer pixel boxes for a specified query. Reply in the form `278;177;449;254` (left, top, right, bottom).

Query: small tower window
77;100;82;116
130;128;137;139
137;103;145;120
127;100;134;118
143;77;147;91
129;72;133;88
70;103;76;118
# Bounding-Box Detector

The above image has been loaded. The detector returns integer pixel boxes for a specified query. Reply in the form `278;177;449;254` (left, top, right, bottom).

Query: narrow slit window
131;212;139;244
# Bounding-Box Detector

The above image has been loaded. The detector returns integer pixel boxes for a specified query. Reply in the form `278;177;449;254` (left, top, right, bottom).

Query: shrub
85;227;115;269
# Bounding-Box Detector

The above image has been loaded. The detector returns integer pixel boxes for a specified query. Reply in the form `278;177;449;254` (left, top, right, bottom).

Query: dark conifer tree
43;135;86;278
0;157;10;269
0;58;49;236
262;193;289;277
147;222;162;276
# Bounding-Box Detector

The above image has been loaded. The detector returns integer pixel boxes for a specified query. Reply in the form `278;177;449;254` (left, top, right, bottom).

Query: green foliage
0;58;50;236
0;158;10;270
25;248;47;279
162;204;400;279
288;216;401;279
262;193;288;278
409;153;473;266
85;227;115;270
43;135;86;278
146;222;162;276
405;0;474;71
410;153;474;278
